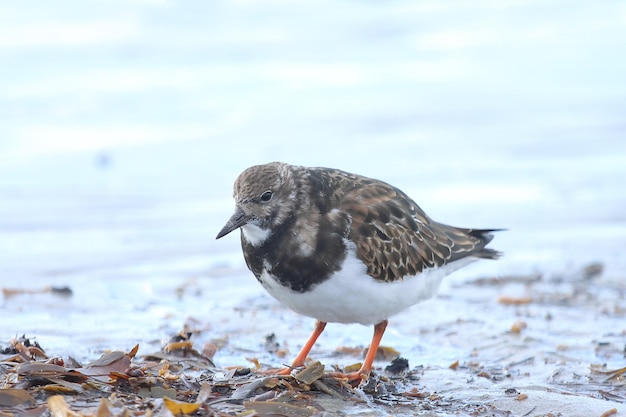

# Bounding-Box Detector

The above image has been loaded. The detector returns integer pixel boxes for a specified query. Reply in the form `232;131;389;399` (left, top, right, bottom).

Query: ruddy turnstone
216;162;501;384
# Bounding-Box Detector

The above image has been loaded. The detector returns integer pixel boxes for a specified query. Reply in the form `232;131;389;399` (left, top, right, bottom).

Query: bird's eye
260;191;273;202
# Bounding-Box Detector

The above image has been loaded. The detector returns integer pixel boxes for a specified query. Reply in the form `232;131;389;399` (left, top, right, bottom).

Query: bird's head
216;162;296;246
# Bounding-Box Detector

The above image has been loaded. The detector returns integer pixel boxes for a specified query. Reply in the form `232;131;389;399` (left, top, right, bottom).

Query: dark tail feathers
466;228;505;259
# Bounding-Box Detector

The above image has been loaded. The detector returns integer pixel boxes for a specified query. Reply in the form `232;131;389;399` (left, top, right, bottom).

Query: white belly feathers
257;240;474;325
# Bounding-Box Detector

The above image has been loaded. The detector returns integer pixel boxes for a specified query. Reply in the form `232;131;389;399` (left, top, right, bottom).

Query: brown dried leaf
375;346;400;361
294;361;324;384
342;363;362;373
600;408;618;417
590;364;626;384
510;321;527;334
18;363;67;376
275;349;289;358
201;343;218;360
95;398;114;417
335;345;399;361
163;341;193;353
598;390;626;402
449;360;459;370
41;383;82;394
603;366;626;382
196;382;213;404
84;351;125;368
402;388;428;398
2;286;71;299
497;296;532;305
2;287;46;296
246;357;261;369
80;351;131;376
11;404;48;417
26;346;48;360
47;395;83;417
128;344;139;358
581;262;604;280
0;388;35;407
335;346;362;356
163;397;201;415
143;351;212;369
156;341;215;367
311;380;345;399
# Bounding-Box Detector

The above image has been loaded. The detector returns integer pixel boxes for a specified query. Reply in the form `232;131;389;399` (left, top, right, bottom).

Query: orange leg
289;320;327;368
329;319;388;385
261;320;327;375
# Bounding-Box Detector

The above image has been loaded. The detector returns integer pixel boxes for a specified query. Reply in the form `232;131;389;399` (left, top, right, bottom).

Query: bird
216;162;501;385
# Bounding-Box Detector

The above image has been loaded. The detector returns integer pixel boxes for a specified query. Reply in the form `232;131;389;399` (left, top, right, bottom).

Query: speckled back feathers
315;166;500;282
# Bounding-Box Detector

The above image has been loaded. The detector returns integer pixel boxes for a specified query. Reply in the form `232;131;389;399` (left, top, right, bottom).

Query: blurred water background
1;0;625;392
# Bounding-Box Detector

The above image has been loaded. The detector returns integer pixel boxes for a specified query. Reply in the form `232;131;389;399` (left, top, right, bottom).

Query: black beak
216;207;247;239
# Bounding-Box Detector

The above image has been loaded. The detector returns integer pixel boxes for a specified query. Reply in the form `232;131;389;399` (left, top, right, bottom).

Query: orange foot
254;319;387;389
256;321;327;377
327;320;388;387
327;370;368;387
259;367;367;387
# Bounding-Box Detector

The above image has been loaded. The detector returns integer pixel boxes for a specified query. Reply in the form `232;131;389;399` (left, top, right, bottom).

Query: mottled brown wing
339;179;499;282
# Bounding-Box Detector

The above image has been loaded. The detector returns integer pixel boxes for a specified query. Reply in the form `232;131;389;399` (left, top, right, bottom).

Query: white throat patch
241;223;271;246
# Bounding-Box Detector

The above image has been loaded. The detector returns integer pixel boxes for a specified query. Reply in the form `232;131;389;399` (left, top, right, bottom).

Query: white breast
241;224;271;246
257;240;475;325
